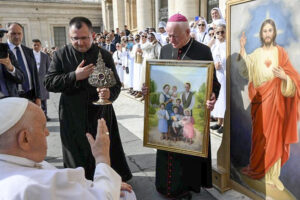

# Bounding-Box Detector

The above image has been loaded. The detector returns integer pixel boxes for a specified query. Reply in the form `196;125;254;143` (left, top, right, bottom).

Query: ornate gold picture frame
143;59;214;158
226;0;300;199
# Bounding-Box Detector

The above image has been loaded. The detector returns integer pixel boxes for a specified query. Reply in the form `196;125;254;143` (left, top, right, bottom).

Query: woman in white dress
210;7;226;25
112;43;124;87
131;34;143;95
139;32;161;101
210;23;226;133
196;17;210;45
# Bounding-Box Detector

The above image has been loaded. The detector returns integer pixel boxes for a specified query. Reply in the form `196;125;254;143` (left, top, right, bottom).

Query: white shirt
33;50;41;71
0;154;122;200
180;91;195;110
158;32;168;46
196;31;209;45
113;50;122;66
7;41;33;90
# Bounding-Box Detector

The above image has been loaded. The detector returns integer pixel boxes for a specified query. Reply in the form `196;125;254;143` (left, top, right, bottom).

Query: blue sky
150;65;208;93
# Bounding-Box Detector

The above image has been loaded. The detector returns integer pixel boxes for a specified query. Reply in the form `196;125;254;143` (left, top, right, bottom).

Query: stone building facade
102;0;226;32
0;0;102;48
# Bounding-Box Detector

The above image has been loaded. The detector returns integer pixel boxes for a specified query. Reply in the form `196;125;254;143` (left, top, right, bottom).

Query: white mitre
0;97;28;135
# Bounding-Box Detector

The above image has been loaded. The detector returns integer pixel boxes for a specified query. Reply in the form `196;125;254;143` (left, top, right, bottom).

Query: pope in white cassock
0;97;136;200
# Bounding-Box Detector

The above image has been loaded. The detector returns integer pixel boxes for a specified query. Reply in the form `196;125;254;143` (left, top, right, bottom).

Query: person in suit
103;34;116;54
6;22;41;105
0;28;24;98
32;39;51;121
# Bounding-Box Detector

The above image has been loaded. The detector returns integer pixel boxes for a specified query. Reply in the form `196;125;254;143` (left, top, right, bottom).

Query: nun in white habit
210;23;226;133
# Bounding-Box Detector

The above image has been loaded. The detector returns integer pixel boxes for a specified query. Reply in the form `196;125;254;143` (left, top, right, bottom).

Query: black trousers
41;99;47;115
19;89;35;101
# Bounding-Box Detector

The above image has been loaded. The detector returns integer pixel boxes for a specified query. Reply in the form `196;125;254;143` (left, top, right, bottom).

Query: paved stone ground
45;91;250;200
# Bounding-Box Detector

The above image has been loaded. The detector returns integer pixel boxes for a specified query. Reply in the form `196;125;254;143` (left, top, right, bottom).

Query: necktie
15;46;30;92
0;65;9;96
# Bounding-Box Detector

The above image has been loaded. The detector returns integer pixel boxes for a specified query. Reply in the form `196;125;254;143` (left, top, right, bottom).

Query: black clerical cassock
155;38;220;198
44;44;132;181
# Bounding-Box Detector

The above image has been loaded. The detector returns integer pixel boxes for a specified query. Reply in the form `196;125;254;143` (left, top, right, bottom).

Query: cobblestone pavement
46;91;249;200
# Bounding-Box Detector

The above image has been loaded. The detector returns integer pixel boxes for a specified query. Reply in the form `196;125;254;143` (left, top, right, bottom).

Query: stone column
172;0;200;22
155;0;161;29
136;0;153;31
130;0;137;30
168;0;175;17
200;0;208;19
124;0;131;29
101;0;108;30
106;2;114;31
113;0;126;30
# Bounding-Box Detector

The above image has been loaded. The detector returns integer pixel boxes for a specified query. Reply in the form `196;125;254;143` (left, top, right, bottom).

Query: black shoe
217;126;223;133
210;116;217;122
46;116;51;122
210;124;221;130
177;192;192;200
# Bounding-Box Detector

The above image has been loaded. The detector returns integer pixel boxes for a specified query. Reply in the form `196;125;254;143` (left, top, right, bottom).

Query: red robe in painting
242;46;300;179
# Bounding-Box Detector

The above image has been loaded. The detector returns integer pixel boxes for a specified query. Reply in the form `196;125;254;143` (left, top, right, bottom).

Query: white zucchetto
0;97;28;135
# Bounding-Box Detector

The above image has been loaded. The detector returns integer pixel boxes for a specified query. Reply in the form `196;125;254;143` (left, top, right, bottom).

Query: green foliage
193;83;207;132
150;92;160;105
149;105;157;115
149;107;159;128
150;80;157;93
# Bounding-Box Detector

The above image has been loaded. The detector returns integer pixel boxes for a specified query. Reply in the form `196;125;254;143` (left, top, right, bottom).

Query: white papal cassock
0;154;136;200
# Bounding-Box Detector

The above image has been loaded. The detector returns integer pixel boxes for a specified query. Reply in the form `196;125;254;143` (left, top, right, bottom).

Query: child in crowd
157;103;169;140
175;98;184;115
181;109;195;144
171;106;183;141
170;85;178;104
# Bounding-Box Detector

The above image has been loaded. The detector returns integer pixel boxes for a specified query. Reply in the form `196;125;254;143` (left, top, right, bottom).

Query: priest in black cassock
44;17;132;181
155;14;221;199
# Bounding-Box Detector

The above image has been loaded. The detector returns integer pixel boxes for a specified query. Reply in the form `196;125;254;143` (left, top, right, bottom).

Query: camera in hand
0;43;9;59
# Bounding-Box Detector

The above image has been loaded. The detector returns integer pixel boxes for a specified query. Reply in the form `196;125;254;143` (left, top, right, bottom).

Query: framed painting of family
143;59;214;158
227;0;300;199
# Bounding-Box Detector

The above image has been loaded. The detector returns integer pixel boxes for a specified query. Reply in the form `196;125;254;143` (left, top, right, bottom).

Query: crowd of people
0;6;227;200
91;7;227;133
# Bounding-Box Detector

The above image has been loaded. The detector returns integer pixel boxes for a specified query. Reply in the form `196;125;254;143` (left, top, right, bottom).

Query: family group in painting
157;83;196;144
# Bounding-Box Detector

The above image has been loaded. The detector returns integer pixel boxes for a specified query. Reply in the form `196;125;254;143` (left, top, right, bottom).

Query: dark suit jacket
35;51;51;100
19;45;41;99
103;43;116;53
112;34;121;45
0;50;24;97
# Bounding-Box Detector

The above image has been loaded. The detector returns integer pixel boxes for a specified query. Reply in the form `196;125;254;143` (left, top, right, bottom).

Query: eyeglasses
141;35;147;38
198;24;206;27
70;36;90;41
216;31;225;35
209;33;214;36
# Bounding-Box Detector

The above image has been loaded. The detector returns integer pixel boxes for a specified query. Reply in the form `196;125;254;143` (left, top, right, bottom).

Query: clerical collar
0;154;43;169
178;38;193;60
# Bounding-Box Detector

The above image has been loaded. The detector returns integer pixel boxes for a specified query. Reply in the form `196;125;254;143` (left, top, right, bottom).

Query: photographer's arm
0;51;24;84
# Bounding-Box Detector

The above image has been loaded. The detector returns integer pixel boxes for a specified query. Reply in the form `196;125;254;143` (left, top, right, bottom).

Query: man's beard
263;36;274;47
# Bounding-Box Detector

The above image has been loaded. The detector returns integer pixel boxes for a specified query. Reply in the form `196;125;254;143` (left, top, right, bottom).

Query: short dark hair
32;39;41;44
69;17;93;32
7;22;23;30
185;82;191;88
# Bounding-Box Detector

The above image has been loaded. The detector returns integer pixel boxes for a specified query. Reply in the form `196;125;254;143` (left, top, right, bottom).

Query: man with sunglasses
44;16;132;182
